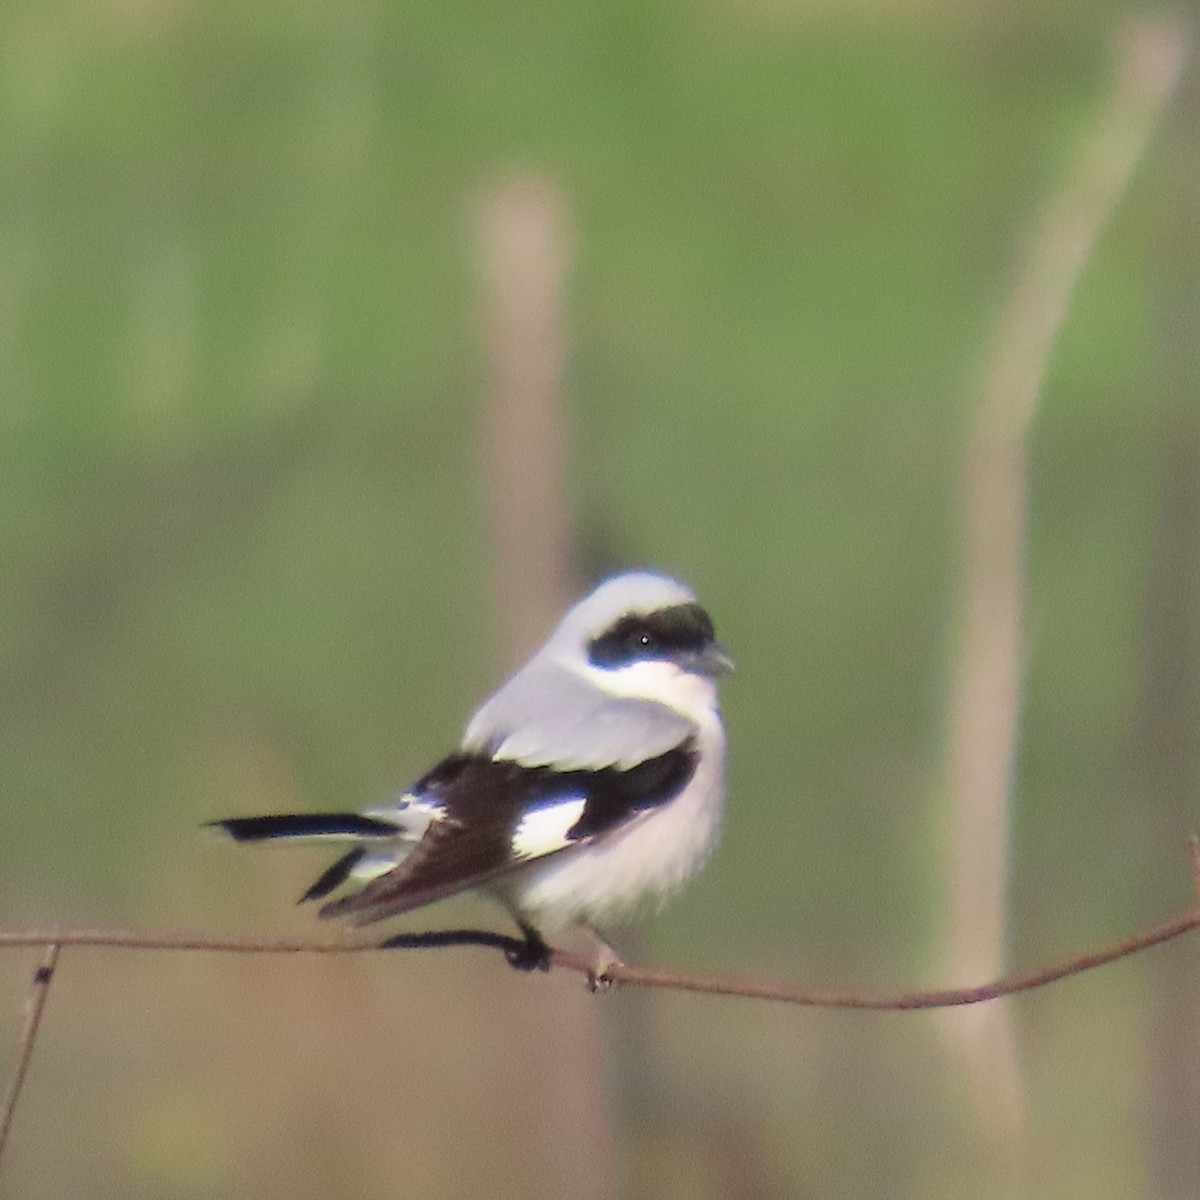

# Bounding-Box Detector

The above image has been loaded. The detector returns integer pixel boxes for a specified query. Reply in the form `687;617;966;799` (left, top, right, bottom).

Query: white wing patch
511;798;587;860
350;852;406;882
364;794;445;842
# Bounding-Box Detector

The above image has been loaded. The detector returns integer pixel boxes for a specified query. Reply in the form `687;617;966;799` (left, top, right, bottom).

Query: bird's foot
505;926;552;973
583;924;623;993
585;970;614;993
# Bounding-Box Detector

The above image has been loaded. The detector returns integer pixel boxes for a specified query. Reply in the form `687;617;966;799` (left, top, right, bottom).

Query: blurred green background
2;1;1198;1197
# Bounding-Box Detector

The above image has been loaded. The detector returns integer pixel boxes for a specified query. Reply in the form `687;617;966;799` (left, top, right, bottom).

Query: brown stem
0;943;61;1171
0;906;1197;1009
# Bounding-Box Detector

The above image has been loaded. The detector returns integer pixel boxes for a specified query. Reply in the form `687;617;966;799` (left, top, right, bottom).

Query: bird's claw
505;934;551;972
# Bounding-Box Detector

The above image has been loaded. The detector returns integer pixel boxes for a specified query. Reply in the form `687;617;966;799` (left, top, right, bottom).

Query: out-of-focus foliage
0;2;1194;1198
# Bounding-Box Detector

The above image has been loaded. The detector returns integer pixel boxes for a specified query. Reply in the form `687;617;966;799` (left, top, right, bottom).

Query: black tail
209;814;399;842
299;847;369;903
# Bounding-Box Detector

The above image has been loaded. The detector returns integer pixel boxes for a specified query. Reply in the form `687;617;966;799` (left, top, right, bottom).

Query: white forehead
549;571;698;647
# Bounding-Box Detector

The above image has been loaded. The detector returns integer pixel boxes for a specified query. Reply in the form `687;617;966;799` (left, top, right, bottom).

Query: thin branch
0;943;60;1168
0;904;1198;1009
475;177;617;1200
974;14;1189;449
476;176;576;664
581;909;1200;1009
0;928;380;954
941;10;1191;1143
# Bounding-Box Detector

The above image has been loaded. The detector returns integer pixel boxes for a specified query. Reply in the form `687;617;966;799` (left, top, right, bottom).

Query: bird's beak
699;642;735;677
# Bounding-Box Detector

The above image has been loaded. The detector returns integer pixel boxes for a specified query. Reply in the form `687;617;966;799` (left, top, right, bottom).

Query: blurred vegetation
0;1;1196;1198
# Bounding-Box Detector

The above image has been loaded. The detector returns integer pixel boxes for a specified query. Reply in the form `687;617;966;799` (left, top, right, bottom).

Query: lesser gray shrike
213;571;732;973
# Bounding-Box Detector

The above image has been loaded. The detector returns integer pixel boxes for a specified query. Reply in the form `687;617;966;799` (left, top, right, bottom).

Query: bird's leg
581;922;624;992
504;920;552;972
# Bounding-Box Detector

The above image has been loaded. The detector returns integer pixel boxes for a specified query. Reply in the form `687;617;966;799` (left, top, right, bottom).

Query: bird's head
549;572;733;714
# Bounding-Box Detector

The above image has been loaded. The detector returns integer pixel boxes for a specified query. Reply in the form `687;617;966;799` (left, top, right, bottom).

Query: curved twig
0;906;1197;1009
0;943;60;1166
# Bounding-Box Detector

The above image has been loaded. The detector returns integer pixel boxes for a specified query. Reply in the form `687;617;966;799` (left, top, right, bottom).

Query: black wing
318;739;698;926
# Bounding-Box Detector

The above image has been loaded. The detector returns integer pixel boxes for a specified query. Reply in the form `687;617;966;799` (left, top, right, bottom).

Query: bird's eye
588;603;714;670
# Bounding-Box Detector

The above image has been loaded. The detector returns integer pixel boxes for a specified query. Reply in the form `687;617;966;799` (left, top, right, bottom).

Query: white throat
573;656;721;727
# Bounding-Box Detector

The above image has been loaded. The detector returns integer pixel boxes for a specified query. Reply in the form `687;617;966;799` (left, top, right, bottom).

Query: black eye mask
587;602;717;669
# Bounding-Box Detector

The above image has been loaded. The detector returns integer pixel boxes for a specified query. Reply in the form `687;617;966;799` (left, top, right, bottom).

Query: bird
212;571;732;976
